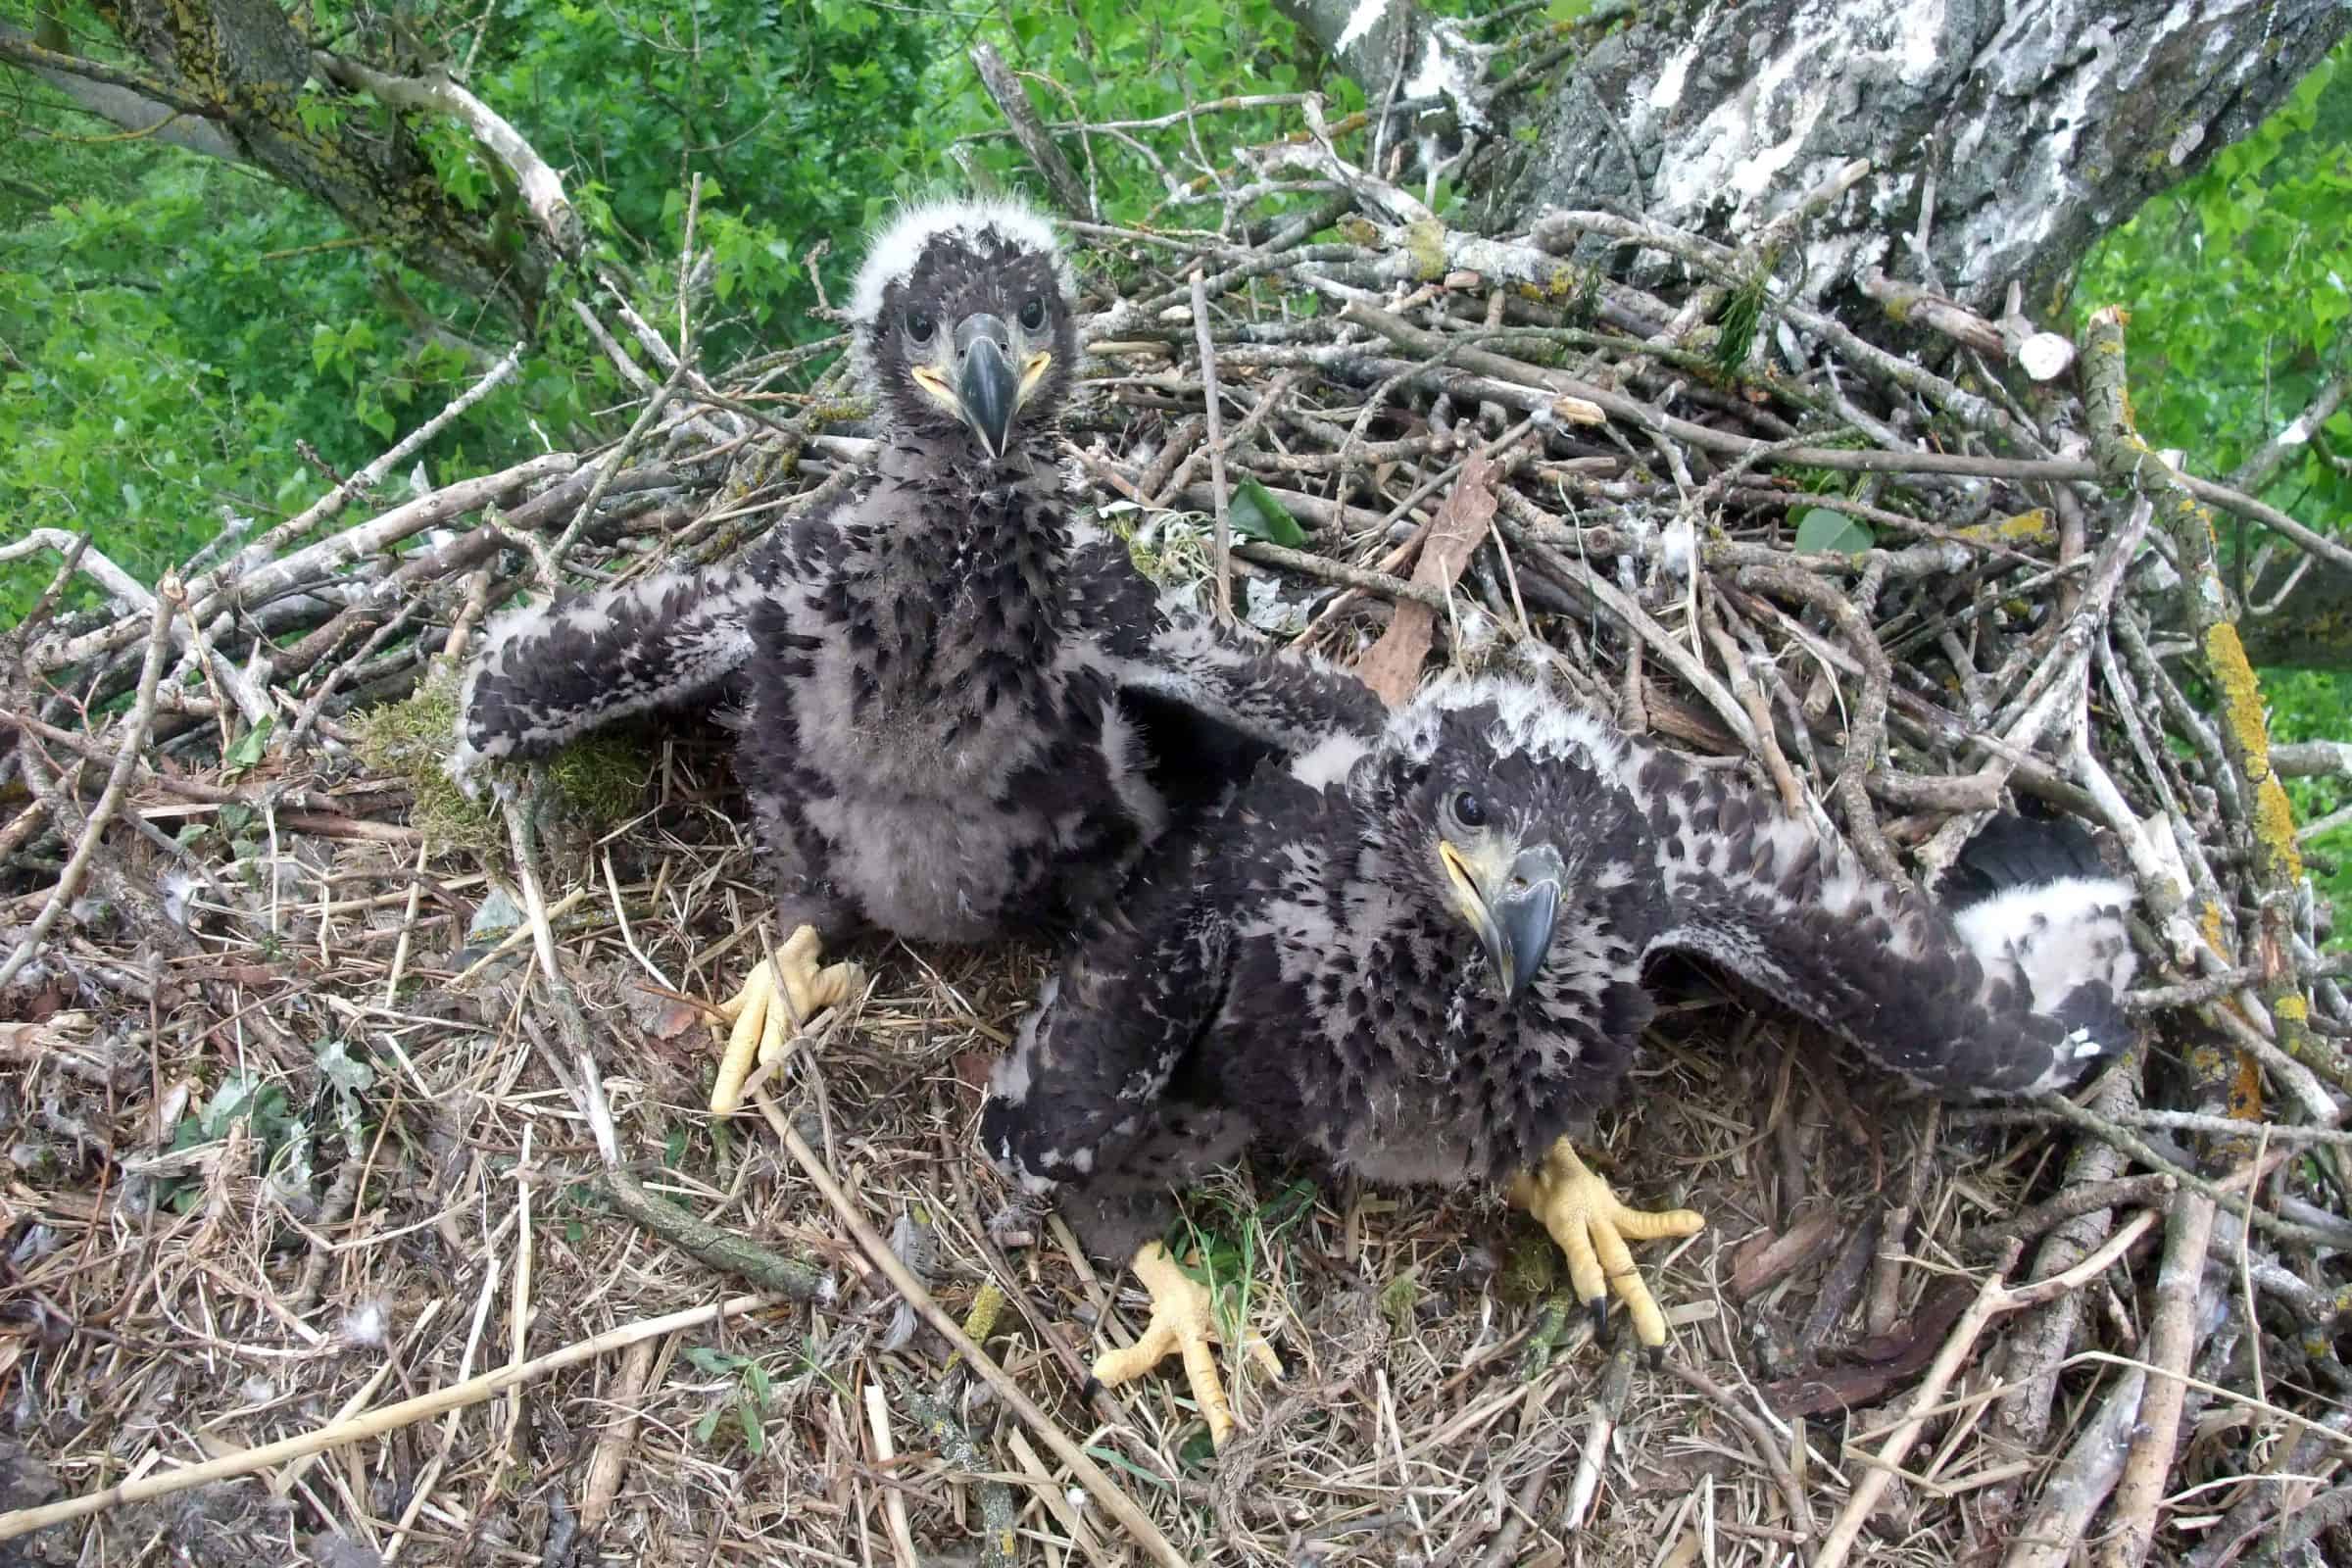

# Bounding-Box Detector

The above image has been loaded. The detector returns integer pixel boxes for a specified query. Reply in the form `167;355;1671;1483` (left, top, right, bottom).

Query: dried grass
4;100;2350;1568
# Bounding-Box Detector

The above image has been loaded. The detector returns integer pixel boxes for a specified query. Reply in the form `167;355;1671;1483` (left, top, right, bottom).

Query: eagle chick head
1346;674;1638;1004
848;196;1079;460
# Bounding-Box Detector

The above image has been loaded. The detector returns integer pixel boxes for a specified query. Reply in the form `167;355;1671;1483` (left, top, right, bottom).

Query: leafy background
2;1;2345;902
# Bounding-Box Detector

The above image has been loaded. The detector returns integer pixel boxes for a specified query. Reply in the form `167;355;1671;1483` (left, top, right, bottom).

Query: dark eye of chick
1019;295;1046;331
906;310;935;343
1453;790;1486;827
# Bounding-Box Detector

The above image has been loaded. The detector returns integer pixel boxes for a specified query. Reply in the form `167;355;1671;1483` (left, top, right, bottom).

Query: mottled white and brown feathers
982;673;2138;1259
452;197;1374;947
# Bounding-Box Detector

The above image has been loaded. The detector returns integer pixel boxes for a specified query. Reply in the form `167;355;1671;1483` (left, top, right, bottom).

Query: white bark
1494;0;2346;313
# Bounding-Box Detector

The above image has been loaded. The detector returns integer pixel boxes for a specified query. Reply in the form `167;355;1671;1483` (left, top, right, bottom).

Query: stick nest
4;144;2349;1568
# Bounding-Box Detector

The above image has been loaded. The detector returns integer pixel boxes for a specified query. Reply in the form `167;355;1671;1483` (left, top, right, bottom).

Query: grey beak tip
956;332;1019;459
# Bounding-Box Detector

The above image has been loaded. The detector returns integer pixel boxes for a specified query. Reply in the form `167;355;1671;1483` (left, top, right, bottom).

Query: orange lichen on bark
2202;622;2306;884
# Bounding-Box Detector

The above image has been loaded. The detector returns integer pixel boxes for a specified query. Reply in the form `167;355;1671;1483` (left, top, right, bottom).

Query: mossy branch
2080;306;2345;1100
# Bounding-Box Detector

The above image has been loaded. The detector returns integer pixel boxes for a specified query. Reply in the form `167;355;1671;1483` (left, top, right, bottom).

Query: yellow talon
708;924;864;1115
1507;1138;1705;1349
1091;1242;1283;1451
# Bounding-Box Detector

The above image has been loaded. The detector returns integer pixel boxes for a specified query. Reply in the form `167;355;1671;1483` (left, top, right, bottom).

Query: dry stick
1811;1209;2160;1568
595;1169;833;1299
246;343;528;564
2003;1363;2149;1568
774;1120;1191;1568
0;1294;778;1543
1963;1174;2179;1255
2095;1190;2222;1568
1671;1360;1815;1541
1191;269;1234;618
2025;1089;2336;1250
1733;560;1902;882
971;42;1092;220
864;1383;921;1568
0;583;177;990
576;1337;660;1532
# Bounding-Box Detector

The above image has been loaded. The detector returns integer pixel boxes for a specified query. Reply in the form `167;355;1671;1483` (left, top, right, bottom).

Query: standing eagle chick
981;673;2136;1447
452;197;1375;1100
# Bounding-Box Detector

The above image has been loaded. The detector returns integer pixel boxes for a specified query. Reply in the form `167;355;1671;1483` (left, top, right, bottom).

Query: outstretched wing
450;493;859;789
1614;740;2135;1096
1067;526;1384;810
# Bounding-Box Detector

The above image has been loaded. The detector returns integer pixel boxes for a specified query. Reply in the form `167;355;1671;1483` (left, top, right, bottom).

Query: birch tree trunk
1281;0;2347;316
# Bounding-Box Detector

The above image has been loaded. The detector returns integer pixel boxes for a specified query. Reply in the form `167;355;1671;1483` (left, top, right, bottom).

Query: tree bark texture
1287;0;2348;318
5;0;561;319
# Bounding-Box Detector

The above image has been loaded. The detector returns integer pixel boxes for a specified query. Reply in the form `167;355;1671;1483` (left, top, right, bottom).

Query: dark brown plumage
982;672;2136;1442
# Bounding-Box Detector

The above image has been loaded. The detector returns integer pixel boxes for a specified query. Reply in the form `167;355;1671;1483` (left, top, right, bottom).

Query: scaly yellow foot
1506;1138;1705;1351
1089;1242;1284;1451
708;924;864;1115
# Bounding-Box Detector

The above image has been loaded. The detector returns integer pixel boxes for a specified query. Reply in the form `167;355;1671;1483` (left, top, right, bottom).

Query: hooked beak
906;311;1055;462
956;326;1020;459
1440;841;1566;1004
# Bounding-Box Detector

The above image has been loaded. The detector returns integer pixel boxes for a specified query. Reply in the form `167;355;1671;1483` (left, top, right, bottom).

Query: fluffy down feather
452;196;1375;946
982;672;2137;1259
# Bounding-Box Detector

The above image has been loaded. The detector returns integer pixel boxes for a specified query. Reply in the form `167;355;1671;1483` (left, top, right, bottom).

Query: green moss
355;674;503;857
547;731;655;824
1495;1230;1560;1305
354;673;652;856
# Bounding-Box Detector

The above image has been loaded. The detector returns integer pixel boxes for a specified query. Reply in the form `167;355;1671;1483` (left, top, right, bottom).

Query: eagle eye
1019;295;1047;331
906;309;935;344
1451;790;1487;828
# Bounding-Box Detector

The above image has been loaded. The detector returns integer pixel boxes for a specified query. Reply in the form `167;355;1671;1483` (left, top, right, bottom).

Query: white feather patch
849;194;1076;325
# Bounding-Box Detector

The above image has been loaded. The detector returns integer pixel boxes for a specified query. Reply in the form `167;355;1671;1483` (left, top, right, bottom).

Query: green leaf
222;715;273;773
1546;0;1592;20
1228;478;1307;549
738;1399;765;1456
1082;1445;1172;1490
314;1037;375;1096
1792;508;1875;557
692;1407;721;1445
683;1347;743;1376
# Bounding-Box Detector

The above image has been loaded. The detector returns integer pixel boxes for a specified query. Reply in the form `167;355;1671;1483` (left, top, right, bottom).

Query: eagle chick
451;196;1374;1102
982;672;2136;1446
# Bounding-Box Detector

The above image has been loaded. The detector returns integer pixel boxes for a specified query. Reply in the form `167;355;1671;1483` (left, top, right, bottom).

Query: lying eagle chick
451;196;1374;1102
981;673;2136;1447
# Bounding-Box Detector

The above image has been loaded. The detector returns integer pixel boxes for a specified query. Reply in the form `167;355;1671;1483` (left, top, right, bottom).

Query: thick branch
1457;0;2346;315
0;22;238;158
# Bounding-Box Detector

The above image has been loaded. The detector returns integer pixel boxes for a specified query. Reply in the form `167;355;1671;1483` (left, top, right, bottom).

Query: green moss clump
355;674;503;857
1495;1230;1560;1306
354;673;653;857
546;730;655;825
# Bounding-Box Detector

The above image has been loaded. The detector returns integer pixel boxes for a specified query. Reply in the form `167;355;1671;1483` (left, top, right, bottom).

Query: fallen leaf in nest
1762;1277;1975;1416
1353;447;1500;708
1730;1207;1844;1300
646;999;706;1042
954;1050;1000;1095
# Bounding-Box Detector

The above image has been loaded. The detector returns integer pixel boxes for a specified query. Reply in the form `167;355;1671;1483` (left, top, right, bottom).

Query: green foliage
1230;477;1310;548
0;0;1342;621
683;1346;776;1455
159;1035;378;1212
1791;508;1874;558
2080;38;2352;916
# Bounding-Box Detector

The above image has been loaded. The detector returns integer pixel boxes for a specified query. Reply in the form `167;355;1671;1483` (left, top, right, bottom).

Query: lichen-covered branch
2082;305;2336;1097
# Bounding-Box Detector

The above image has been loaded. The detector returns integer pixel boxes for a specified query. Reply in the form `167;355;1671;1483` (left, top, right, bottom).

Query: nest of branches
4;113;2351;1568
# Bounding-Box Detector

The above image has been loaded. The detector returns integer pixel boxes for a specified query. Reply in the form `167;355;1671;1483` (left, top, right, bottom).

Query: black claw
1586;1295;1608;1337
1080;1376;1106;1403
1644;1343;1666;1371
